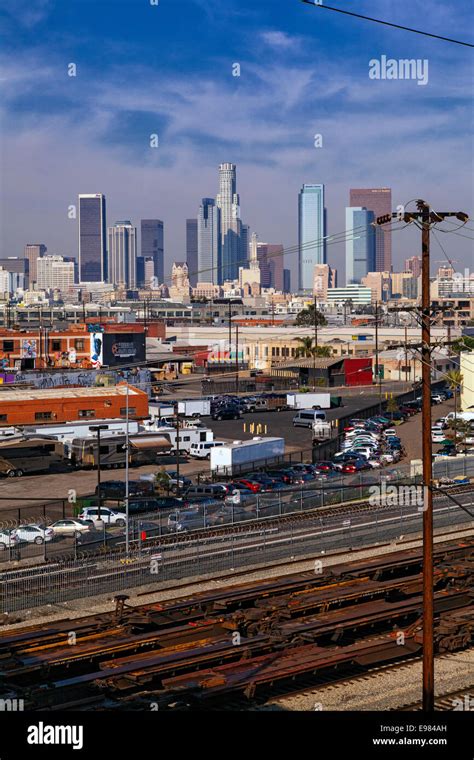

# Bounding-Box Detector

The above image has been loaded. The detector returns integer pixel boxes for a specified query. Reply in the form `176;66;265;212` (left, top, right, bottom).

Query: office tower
349;188;391;271
0;258;29;287
345;207;376;284
216;162;242;281
257;243;284;290
36;256;75;291
313;263;337;299
141;219;164;284
186;219;198;286
405;255;422;278
198;198;221;285
240;223;250;267
107;221;137;289
283;269;291;294
78;193;107;282
144;257;155;288
298;184;326;291
24;244;47;284
361;271;391;302
136;257;145;287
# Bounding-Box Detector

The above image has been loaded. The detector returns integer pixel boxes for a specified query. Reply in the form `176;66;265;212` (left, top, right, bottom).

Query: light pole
174;402;181;498
90;425;108;521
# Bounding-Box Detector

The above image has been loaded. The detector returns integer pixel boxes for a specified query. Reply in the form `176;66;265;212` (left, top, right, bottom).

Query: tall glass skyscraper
78;194;107;282
345;207;376;284
141;219;164;285
107;221;137;289
298;184;326;291
198;198;221;284
349;188;392;272
216;162;242;282
186;219;198;286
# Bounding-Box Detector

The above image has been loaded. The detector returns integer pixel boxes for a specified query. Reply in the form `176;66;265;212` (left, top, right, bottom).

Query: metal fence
1;490;472;614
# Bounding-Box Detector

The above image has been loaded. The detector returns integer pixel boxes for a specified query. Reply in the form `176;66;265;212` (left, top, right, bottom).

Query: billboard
102;333;146;367
90;333;104;369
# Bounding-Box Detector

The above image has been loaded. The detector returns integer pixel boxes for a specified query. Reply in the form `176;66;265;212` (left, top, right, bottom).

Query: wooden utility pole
376;201;469;712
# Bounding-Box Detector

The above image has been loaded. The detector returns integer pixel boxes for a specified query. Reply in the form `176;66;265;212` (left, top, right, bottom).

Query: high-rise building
78;194;107;283
198;198;221;285
349;188;391;272
107;221;137;289
283;269;291;294
186;219;198;286
37;256;75;291
298;184;326;291
313;264;337;300
216;163;242;282
257;243;284;290
240;224;250;268
141;219;164;285
345;207;376;284
24;244;47;284
405;256;422;278
0;258;29;287
361;271;391;302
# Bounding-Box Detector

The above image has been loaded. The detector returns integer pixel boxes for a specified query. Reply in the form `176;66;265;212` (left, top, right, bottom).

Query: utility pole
235;322;239;394
174;403;181;498
374;301;382;413
404;325;408;386
313;295;318;391
376;201;468;713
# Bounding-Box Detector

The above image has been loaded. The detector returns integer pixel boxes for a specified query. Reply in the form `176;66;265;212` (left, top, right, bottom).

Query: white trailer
445;411;474;425
22;419;141;458
286;393;331;410
177;399;211;418
210;436;285;475
149;425;214;454
148;403;175;421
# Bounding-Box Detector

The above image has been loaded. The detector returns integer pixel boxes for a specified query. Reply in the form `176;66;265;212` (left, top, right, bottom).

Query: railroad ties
0;537;472;710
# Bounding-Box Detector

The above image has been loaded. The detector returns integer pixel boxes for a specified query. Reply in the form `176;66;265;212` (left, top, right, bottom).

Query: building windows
75;339;85;351
52;340;61;352
78;409;96;418
120;407;136;416
0;414;7;421
35;411;53;420
2;340;14;352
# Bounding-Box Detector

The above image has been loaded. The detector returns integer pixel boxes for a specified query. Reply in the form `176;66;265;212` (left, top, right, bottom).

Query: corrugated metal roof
272;357;343;369
0;385;142;401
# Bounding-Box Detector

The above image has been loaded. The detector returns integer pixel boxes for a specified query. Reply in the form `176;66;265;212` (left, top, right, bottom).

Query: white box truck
149;425;214;454
311;421;332;442
287;393;331;410
210;436;285;476
177;399;211;418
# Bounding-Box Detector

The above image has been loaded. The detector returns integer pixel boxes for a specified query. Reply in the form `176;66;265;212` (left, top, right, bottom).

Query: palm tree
294;336;315;358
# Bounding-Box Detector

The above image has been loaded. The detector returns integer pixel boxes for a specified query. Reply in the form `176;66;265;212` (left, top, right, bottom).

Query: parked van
292;410;326;428
184;483;230;500
189;441;225;459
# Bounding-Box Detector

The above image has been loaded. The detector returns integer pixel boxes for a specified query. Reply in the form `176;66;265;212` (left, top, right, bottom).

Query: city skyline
1;0;472;283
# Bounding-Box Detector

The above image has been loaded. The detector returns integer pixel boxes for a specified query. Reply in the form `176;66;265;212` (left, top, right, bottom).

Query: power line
300;0;474;48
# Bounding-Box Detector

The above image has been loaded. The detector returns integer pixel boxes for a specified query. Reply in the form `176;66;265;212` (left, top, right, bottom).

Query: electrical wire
299;0;474;48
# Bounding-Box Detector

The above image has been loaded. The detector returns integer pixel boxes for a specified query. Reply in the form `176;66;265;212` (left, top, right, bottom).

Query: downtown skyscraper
198;198;221;285
186;219;198;286
141;219;164;285
78;193;107;282
345;207;376;284
349;188;392;272
107;221;137;289
216;162;245;282
298;184;326;292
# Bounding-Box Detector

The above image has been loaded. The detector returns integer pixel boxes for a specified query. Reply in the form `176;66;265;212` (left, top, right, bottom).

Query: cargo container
311;421;332;442
286;393;331;410
210;436;285;476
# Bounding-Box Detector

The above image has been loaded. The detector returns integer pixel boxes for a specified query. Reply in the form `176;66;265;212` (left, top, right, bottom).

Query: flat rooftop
0;385;143;402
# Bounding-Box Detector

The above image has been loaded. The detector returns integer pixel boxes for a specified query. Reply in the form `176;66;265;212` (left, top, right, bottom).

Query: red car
233;478;262;493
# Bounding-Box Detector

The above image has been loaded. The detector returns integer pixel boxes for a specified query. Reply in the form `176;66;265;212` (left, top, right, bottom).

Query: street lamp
89;425;108;521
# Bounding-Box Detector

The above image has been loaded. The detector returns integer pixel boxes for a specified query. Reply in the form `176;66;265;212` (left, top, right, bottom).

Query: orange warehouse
0;385;148;426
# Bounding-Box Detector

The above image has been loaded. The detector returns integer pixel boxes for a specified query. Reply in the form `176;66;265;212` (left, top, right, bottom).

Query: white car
432;431;446;443
49;519;93;537
383;429;397;438
0;530;18;550
13;524;54;544
367;459;382;468
78;507;127;526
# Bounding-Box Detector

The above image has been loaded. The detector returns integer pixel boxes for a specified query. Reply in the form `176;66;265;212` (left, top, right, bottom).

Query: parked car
49;519;93;538
232;478;262;493
211;404;241;421
0;530;18;550
312;461;336;472
189;441;225;459
184;483;231;500
341;459;370;473
95;480;153;500
78;507;127;526
13;524;54;544
159;471;193;493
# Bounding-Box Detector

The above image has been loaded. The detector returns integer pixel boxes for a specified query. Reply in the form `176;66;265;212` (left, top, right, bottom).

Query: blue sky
1;0;473;283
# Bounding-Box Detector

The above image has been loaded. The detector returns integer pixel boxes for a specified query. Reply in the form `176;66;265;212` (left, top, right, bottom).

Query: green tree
386;397;399;413
295;303;327;328
294;336;315;358
451;336;474;354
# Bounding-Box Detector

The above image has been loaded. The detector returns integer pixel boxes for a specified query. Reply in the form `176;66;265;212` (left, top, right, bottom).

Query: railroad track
0;538;472;711
397;685;474;712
